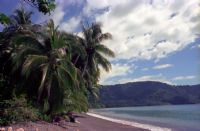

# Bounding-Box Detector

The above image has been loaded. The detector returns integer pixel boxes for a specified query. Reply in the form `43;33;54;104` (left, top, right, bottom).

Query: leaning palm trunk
82;56;89;77
74;55;80;65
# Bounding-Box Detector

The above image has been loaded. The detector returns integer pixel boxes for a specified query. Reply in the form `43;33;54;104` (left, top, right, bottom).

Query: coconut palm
11;19;83;114
0;8;36;100
3;7;41;37
77;23;115;93
10;7;32;25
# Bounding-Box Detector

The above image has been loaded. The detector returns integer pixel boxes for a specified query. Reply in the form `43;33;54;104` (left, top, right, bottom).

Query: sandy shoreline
1;113;173;131
67;113;148;131
87;113;172;131
2;114;149;131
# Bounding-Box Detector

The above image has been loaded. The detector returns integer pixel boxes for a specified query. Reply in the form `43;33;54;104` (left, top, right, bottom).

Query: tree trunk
82;56;88;77
74;55;80;65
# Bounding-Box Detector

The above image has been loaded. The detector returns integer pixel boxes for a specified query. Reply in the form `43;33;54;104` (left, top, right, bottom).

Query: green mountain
92;81;200;108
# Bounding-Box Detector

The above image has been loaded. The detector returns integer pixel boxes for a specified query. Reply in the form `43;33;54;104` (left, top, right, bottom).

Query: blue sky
0;0;199;85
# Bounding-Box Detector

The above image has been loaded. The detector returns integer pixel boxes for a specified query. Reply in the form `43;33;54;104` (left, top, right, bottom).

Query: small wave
87;112;172;131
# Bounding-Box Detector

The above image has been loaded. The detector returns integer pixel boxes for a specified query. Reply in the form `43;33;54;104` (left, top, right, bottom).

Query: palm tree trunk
74;55;80;65
82;56;88;77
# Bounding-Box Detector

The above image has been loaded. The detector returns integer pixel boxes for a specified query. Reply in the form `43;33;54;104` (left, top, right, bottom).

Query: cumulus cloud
37;0;83;31
99;63;133;85
60;17;80;32
83;0;109;16
117;74;172;85
34;0;199;85
89;0;200;61
153;64;173;70
50;3;65;26
173;75;196;80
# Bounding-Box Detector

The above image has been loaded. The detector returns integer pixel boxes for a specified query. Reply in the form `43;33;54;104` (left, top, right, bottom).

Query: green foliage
63;89;89;113
77;22;115;95
0;95;40;125
10;8;33;25
38;0;56;14
0;0;56;27
24;0;56;14
0;7;114;124
93;81;200;108
11;20;82;114
0;13;10;25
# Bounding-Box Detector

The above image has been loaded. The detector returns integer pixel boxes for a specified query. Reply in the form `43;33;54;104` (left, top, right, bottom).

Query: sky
0;0;200;85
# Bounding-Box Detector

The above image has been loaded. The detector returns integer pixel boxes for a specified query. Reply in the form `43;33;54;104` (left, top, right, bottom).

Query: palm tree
4;7;41;38
77;22;115;93
10;7;32;25
0;8;36;100
1;7;35;67
11;19;83;114
1;8;115;115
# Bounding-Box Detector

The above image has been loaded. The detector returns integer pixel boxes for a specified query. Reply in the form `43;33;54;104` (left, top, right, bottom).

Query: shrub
0;95;40;125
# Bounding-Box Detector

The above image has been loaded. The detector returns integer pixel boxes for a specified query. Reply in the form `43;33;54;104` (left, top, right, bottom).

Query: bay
92;104;200;131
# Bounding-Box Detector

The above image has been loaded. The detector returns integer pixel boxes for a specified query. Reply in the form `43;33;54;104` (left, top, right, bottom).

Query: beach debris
0;127;6;131
53;116;62;123
75;120;80;123
7;127;12;131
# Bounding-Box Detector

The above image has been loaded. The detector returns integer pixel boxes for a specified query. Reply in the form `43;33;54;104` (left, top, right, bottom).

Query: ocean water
91;104;200;131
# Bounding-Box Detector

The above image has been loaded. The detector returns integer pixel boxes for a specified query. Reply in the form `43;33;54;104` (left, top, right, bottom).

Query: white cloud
173;75;196;81
88;0;200;61
118;74;172;85
153;64;173;70
36;0;83;31
99;63;133;85
190;44;200;49
33;0;199;85
50;4;65;26
50;0;84;32
60;17;80;32
83;0;109;16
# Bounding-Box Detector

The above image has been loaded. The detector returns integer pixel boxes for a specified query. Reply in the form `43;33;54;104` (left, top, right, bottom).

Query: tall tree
10;7;33;25
11;19;83;114
0;8;36;100
76;23;115;96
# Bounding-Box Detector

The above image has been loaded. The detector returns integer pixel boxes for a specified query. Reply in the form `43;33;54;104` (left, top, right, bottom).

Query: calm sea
92;104;200;131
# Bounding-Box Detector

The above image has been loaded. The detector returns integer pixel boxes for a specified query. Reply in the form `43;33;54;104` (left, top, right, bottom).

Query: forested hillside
92;81;200;108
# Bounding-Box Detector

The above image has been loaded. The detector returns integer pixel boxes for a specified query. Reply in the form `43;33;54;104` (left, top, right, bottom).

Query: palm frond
98;33;112;42
11;45;43;72
11;7;33;25
57;60;78;89
91;22;102;39
57;65;77;91
95;44;115;57
95;52;112;72
38;64;49;101
13;35;45;50
22;54;48;78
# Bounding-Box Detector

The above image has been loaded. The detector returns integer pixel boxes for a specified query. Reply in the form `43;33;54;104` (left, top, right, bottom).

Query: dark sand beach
3;114;149;131
67;114;149;131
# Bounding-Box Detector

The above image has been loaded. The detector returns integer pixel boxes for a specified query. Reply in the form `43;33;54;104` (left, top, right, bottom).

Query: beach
3;114;149;131
67;113;149;131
